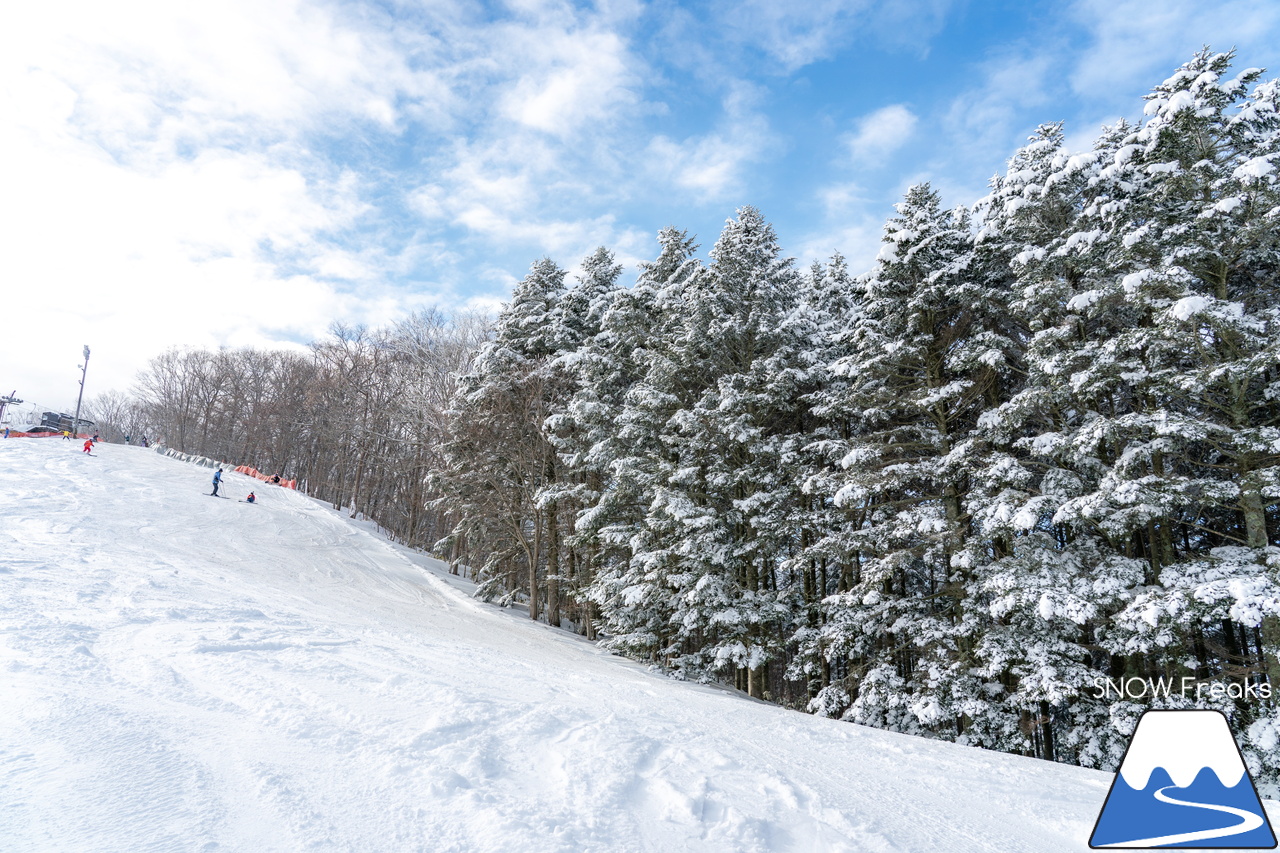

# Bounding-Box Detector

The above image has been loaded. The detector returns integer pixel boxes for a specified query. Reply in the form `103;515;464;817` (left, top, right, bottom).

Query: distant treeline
96;50;1280;787
91;310;487;551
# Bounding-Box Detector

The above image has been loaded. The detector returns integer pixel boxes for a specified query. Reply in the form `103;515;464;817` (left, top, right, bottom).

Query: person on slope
82;438;93;454
3;427;8;439
62;430;71;440
211;468;223;497
270;472;282;485
245;492;256;504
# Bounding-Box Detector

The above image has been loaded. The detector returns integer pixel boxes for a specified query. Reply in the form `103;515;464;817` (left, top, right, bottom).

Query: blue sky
4;0;1280;411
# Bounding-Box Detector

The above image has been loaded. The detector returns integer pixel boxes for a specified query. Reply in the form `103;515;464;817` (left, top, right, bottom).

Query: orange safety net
5;431;91;439
233;465;297;490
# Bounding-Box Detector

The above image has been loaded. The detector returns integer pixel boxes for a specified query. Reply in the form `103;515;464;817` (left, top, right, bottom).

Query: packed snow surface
1;439;1254;852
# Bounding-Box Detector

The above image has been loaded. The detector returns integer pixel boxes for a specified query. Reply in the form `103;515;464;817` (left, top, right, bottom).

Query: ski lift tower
71;346;90;437
0;391;21;426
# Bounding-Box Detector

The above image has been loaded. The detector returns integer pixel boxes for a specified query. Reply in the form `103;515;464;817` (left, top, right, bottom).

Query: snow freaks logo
1092;676;1273;702
1089;710;1277;849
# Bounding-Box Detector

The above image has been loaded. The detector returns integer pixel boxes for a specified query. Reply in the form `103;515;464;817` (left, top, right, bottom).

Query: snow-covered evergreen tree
424;48;1280;789
807;185;996;734
1048;49;1280;776
543;247;626;632
433;258;567;617
960;122;1135;764
781;255;868;703
585;227;704;662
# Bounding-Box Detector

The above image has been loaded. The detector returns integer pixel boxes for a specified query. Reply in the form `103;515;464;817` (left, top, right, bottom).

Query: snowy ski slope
1;438;1256;851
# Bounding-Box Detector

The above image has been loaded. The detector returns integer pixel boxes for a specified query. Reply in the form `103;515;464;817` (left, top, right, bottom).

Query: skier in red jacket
82;439;93;454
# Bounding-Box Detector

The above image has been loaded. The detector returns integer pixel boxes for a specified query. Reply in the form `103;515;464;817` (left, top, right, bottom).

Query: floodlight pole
71;346;90;437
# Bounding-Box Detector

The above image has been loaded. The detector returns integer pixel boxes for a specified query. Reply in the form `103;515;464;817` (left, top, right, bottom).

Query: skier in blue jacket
210;468;223;497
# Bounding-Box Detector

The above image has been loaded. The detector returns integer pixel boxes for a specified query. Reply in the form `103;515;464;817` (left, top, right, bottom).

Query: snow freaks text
1092;677;1273;702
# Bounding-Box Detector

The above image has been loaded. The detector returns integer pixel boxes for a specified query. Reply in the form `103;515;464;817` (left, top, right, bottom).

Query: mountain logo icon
1090;709;1277;848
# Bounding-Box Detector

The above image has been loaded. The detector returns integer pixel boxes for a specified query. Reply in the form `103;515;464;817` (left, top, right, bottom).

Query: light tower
71;345;90;437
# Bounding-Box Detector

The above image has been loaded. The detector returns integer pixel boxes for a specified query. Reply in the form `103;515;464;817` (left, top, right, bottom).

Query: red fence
233;465;297;490
5;431;91;439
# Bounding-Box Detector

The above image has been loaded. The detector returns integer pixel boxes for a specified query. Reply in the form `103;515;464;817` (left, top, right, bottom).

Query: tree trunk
583;542;597;641
527;530;540;621
546;500;561;627
1241;473;1269;549
1038;700;1056;762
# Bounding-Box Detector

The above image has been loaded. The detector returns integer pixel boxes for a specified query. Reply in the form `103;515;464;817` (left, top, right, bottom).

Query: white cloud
497;27;642;135
949;52;1053;138
711;0;956;70
388;2;660;290
410;129;643;259
0;0;1053;414
816;182;870;217
798;181;890;274
0;0;433;407
846;104;918;163
0;0;667;407
724;0;873;69
934;50;1056;184
1;1;432;152
1069;0;1280;100
642;83;775;201
795;219;883;273
441;149;541;216
646;132;758;198
0;137;372;406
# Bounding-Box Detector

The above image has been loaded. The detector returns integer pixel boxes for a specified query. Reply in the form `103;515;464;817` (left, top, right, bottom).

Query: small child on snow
211;468;223;496
82;439;93;454
246;492;255;504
